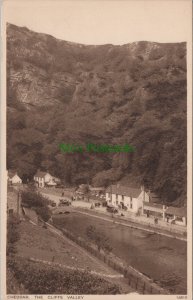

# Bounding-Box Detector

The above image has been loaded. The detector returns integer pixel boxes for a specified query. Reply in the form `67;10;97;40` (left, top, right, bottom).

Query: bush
9;258;121;294
21;189;51;221
21;189;49;208
7;266;28;294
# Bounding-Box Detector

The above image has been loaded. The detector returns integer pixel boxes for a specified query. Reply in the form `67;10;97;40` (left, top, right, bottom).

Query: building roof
143;202;163;210
53;177;61;182
89;186;105;191
79;184;88;188
34;170;48;178
150;192;158;198
149;192;160;200
106;185;141;198
166;206;187;217
8;170;20;179
46;181;56;186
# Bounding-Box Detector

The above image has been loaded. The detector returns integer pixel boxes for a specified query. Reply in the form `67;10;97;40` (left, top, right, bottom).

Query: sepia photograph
1;0;192;299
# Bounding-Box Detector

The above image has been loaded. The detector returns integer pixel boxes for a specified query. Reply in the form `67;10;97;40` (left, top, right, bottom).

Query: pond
53;211;187;294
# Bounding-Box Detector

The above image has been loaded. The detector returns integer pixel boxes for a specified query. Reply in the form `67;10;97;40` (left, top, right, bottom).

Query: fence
54;225;170;295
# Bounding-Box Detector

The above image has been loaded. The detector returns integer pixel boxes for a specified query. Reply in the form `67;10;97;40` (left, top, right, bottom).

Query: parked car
51;202;56;207
106;206;118;213
58;210;70;214
56;184;65;188
59;199;71;206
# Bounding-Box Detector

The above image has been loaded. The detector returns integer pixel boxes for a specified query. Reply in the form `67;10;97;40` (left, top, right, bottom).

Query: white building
8;170;22;185
34;170;59;188
106;184;150;213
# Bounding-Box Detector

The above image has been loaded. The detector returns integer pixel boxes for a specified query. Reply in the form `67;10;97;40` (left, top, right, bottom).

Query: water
53;211;187;294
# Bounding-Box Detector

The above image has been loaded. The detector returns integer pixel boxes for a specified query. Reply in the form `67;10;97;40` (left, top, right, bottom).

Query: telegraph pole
17;190;21;216
111;184;112;203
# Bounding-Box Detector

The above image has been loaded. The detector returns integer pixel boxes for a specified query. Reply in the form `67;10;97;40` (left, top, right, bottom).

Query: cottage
106;184;150;213
143;201;187;226
142;202;166;219
165;206;187;226
8;170;22;185
34;170;57;188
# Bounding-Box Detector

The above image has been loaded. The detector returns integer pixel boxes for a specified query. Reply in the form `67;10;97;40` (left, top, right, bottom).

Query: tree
35;206;51;222
21;189;51;222
86;225;112;253
92;168;122;187
21;189;49;208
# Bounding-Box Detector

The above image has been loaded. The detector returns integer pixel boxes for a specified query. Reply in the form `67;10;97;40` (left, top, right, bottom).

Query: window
116;194;118;200
122;195;124;201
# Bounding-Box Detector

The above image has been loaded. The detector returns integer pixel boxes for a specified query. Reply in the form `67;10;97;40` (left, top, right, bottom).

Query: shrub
9;258;121;294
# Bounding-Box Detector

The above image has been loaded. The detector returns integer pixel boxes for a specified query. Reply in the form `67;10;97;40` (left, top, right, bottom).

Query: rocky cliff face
7;23;187;206
7;23;186;107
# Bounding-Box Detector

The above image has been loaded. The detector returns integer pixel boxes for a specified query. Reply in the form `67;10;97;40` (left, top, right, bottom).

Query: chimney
148;189;151;202
141;185;145;202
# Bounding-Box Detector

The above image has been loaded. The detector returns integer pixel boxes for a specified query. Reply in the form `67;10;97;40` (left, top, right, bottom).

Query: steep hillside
7;23;187;206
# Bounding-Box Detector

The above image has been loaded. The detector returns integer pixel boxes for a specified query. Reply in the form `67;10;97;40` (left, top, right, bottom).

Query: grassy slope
14;220;132;293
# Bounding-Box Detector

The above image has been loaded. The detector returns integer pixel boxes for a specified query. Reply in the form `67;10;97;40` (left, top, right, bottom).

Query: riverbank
72;203;187;241
41;189;187;240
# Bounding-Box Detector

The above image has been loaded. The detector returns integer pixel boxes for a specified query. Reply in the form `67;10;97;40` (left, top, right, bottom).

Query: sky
2;0;192;45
